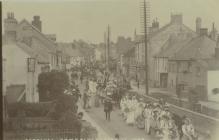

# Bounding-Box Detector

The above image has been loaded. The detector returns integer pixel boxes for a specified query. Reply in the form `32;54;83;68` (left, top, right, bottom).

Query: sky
2;0;219;43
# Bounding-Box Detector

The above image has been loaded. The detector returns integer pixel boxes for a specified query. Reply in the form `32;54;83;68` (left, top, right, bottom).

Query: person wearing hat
104;98;113;121
126;96;136;125
83;88;89;109
135;98;145;128
181;118;197;140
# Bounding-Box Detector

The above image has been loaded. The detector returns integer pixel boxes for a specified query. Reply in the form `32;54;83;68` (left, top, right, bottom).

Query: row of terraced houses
119;14;219;103
2;12;94;104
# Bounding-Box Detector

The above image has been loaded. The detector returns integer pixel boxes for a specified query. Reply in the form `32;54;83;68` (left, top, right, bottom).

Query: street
87;106;156;140
76;79;156;140
3;1;219;140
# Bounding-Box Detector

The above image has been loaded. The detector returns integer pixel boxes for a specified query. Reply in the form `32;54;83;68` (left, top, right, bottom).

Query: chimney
32;16;42;32
4;12;18;43
149;18;159;34
152;18;159;29
170;14;183;24
199;28;208;36
210;22;217;41
196;17;202;34
216;37;219;59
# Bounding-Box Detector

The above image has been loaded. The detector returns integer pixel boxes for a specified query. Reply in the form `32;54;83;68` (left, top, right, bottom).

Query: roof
135;23;196;42
123;47;135;57
16;42;50;63
170;35;217;60
18;19;57;54
134;22;197;59
57;43;83;57
6;84;25;103
115;37;135;56
155;34;193;58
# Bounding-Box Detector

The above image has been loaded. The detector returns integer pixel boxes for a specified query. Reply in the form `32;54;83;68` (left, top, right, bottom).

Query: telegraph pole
106;25;110;72
142;0;150;95
104;31;107;70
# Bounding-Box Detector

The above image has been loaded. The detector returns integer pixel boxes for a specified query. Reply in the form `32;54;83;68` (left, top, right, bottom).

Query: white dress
126;100;135;124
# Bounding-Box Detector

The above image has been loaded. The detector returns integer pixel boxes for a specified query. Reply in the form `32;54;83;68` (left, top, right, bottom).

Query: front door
160;73;168;88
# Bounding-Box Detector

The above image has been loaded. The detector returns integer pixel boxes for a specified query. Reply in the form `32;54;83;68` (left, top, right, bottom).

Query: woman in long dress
135;100;145;129
126;96;136;125
143;104;152;134
120;97;126;116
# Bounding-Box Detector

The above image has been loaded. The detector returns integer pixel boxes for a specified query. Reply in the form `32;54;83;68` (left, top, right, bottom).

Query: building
94;47;103;61
120;47;136;78
168;30;217;99
134;14;197;86
154;33;194;88
57;42;84;70
3;12;64;103
3;42;50;103
4;12;63;70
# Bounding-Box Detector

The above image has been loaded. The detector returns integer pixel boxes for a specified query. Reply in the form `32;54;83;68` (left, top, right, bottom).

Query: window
196;67;201;76
27;58;36;72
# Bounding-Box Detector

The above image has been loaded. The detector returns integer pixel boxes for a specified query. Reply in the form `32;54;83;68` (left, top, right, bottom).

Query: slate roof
18;19;57;54
6;84;25;103
135;23;196;42
155;34;193;58
170;35;217;60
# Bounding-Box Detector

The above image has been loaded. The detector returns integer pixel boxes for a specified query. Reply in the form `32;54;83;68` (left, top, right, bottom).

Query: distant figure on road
137;80;140;89
115;133;120;140
80;72;83;84
83;89;89;109
104;98;113;121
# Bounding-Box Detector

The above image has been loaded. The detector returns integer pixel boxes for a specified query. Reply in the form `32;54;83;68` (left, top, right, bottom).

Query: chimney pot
196;17;202;34
32;15;42;32
171;14;183;24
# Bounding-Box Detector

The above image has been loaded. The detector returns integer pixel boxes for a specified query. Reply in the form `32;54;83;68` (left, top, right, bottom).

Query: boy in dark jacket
104;98;113;121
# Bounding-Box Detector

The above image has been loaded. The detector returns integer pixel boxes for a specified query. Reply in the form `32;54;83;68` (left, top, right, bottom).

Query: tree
38;70;69;101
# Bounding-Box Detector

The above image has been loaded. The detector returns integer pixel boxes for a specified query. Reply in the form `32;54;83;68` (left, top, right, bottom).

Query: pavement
131;81;219;111
77;101;111;139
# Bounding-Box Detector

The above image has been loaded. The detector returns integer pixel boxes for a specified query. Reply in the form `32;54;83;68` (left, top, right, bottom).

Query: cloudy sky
2;0;219;43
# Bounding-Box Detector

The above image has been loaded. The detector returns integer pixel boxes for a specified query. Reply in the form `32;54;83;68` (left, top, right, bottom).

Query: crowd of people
120;94;199;140
66;64;209;140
